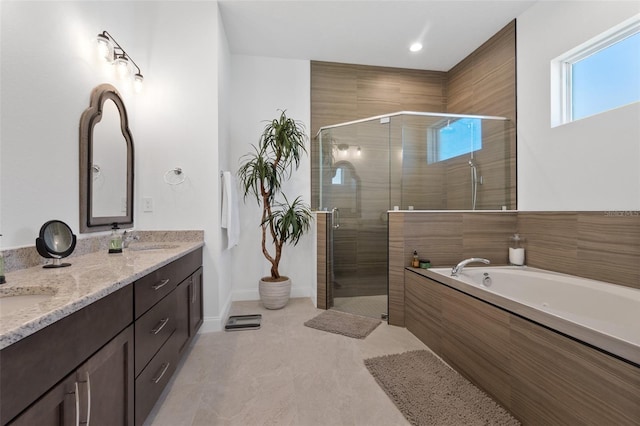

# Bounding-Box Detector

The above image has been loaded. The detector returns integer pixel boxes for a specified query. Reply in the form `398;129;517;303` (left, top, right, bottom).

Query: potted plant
238;110;313;309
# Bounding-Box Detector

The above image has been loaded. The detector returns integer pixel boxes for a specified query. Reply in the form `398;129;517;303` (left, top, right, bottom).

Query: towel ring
163;167;186;185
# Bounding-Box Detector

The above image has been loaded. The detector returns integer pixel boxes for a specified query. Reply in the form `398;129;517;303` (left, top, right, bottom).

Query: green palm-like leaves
238;111;312;280
264;195;312;247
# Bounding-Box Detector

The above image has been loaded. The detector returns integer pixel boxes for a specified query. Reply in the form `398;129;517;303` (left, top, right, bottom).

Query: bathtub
423;266;640;365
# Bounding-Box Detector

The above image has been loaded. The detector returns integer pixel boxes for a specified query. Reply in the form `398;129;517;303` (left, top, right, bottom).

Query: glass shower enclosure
314;112;512;319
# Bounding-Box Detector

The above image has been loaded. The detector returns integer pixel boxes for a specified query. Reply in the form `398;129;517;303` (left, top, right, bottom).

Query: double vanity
0;236;203;426
0;80;204;425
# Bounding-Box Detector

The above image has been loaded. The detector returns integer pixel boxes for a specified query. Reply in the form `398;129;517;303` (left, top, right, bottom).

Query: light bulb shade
114;56;131;78
96;34;114;61
133;73;144;92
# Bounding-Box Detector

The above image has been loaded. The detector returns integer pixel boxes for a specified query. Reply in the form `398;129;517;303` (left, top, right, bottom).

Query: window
428;118;482;163
571;31;640;120
552;15;640;125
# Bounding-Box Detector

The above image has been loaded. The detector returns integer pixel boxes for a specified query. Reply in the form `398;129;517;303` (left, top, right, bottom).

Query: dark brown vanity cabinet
10;326;135;426
1;247;203;426
1;286;134;426
133;248;202;426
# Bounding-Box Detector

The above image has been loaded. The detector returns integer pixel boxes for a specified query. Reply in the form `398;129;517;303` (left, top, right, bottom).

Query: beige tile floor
145;298;429;426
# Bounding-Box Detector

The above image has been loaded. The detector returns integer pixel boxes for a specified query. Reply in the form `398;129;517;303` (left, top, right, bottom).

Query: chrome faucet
451;257;490;276
122;230;140;248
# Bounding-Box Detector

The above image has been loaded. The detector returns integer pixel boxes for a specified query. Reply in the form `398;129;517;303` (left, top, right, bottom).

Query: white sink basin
0;294;53;317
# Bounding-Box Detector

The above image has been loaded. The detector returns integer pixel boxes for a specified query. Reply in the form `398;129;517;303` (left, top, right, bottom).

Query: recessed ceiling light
409;42;423;52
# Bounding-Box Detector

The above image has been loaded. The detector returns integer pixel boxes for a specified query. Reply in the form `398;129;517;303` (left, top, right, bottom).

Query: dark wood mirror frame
79;83;134;233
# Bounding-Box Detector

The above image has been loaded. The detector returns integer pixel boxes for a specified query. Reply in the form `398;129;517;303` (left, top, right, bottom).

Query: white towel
221;171;240;250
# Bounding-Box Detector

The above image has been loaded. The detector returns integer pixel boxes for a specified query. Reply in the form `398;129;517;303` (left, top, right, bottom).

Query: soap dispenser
109;223;123;254
509;233;525;266
411;250;420;268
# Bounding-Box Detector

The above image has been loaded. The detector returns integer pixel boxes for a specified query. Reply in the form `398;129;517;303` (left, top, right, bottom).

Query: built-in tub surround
424;266;640;365
388;211;640;326
0;231;204;350
405;269;640;424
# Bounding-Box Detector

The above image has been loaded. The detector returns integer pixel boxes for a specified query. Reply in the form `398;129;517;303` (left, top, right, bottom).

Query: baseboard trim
199;293;233;333
199;286;312;333
232;286;311;301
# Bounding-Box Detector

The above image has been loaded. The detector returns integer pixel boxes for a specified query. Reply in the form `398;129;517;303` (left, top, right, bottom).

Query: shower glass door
319;118;390;319
315;112;511;321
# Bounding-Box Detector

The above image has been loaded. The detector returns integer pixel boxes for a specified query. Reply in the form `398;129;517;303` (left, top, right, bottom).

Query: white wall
0;1;228;328
214;7;235;328
517;1;640;211
228;55;315;302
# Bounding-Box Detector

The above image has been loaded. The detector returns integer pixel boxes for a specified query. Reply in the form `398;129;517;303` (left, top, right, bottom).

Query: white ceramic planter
258;277;291;309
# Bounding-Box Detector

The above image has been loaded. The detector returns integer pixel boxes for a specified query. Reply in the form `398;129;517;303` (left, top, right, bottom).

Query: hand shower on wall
469;159;478;210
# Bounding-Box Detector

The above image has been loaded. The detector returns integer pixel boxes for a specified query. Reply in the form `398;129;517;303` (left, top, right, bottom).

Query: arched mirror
79;84;134;232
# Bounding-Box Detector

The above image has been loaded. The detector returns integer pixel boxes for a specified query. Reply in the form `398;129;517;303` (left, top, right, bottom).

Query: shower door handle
331;208;340;229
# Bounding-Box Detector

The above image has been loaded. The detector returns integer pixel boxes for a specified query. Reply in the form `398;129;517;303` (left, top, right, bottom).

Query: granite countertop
0;239;203;350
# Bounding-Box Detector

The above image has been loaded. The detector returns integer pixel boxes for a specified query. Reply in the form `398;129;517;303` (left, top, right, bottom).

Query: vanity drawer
134;333;178;426
134;248;202;318
134;292;176;376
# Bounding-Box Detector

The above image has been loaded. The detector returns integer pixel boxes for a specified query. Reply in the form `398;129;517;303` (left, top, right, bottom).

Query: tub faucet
451;257;490;276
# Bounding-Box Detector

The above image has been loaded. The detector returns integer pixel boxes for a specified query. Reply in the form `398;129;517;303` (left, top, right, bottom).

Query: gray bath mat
304;310;381;339
365;350;520;426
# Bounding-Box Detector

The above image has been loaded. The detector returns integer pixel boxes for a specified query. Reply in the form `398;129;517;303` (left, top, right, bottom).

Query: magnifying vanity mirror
36;220;77;268
79;84;134;232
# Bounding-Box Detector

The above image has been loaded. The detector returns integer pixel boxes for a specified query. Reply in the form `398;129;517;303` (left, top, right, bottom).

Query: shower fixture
469;159;478;210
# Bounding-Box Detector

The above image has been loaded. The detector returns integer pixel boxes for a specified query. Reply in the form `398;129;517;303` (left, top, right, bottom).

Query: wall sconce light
96;31;144;92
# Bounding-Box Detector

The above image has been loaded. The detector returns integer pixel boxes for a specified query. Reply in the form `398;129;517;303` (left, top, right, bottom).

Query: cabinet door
175;276;191;354
189;267;203;335
10;326;133;426
176;267;203;355
76;325;134;426
9;375;77;426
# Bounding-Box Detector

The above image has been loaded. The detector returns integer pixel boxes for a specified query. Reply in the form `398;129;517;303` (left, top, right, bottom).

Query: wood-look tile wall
311;62;448;210
310;62;447;137
311;21;517;212
518;212;640;289
446;20;517;210
315;213;329;309
388;211;640;326
388;211;518;326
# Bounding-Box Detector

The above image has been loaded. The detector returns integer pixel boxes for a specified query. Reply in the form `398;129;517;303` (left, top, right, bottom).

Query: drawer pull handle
152;362;170;384
74;382;80;426
151;279;170;290
151;317;169;334
85;372;91;426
